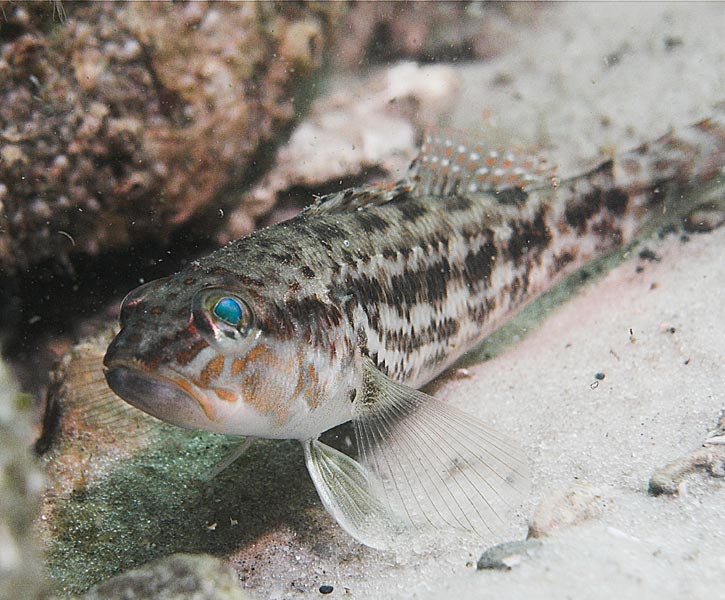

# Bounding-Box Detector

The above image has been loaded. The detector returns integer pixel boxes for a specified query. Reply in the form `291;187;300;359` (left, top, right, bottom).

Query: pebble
476;539;541;571
528;483;608;538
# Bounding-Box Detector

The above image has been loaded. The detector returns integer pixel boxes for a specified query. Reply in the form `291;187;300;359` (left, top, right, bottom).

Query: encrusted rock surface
0;1;341;273
61;553;252;600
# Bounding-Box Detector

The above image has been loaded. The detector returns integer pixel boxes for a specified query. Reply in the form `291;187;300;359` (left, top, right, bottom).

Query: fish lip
104;360;216;428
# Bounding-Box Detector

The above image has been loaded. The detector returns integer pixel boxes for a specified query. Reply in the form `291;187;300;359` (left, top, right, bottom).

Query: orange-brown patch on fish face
231;357;246;377
305;364;321;410
199;355;225;388
169;376;217;422
240;344;296;426
229;344;274;379
213;387;237;403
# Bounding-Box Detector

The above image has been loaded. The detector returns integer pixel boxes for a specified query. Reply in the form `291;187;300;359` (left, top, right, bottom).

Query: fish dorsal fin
303;356;529;548
409;130;555;198
302;132;555;219
303;179;414;217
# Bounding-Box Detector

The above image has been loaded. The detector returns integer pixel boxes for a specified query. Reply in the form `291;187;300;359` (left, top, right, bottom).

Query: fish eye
213;296;245;328
191;287;255;350
192;288;255;347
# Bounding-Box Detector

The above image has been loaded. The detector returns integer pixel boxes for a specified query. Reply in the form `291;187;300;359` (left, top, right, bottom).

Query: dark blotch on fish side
355;210;391;233
421;257;452;304
396;198;429;222
553;250;575;272
495;187;529;205
507;209;551;265
463;240;497;289
381;246;397;261
603;187;629;214
565;188;603;233
301;266;316;279
446;195;473;211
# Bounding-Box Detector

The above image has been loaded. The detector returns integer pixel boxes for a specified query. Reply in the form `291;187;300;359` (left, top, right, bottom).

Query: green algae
46;428;318;595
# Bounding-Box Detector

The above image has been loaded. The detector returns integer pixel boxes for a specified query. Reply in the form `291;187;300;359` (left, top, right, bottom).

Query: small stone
476;539;541;571
638;247;660;262
528;483;609;538
319;584;334;594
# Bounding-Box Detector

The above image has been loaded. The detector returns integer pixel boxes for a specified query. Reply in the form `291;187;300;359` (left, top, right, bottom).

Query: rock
64;553;252;600
0;359;48;600
648;410;725;496
0;1;343;273
332;2;540;68
476;539;541;571
528;484;610;538
220;61;460;242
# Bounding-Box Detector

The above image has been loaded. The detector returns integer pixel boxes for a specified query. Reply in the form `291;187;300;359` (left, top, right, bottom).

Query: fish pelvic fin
200;436;256;482
352;356;530;541
302;438;405;549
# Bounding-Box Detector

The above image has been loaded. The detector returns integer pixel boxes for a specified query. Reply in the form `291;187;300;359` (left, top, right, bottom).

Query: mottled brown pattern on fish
305;364;321;410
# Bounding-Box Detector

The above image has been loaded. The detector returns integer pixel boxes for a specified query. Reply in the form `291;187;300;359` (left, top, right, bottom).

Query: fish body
104;113;725;547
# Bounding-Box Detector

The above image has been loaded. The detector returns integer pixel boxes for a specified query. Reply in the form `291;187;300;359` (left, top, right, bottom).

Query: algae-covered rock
65;553;252;600
0;359;48;600
0;1;343;273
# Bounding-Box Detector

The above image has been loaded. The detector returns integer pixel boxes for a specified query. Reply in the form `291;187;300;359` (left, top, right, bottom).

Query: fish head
103;268;313;437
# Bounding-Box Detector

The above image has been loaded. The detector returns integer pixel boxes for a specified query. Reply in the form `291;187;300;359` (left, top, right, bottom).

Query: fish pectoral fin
302;438;404;549
351;356;530;539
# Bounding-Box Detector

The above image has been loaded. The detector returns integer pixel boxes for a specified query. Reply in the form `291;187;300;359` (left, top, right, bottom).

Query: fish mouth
104;362;216;429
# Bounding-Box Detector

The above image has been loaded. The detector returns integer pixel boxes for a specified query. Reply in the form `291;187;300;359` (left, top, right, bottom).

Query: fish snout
104;364;215;430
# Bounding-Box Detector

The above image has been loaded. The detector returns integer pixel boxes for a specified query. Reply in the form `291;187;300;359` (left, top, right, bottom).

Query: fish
103;111;725;548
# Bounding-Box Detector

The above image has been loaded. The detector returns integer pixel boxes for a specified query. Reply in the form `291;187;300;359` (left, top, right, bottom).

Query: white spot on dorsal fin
409;128;556;198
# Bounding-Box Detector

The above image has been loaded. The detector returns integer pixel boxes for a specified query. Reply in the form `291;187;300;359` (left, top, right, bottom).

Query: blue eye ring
212;296;246;329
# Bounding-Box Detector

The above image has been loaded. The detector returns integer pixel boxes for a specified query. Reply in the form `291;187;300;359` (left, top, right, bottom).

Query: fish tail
615;109;725;202
551;110;725;258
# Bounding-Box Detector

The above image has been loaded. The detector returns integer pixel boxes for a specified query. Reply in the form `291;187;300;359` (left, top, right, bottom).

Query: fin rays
352;356;529;541
302;358;529;548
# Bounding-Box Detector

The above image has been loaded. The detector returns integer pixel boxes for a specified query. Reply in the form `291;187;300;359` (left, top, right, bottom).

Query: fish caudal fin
303;438;405;549
304;356;529;548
